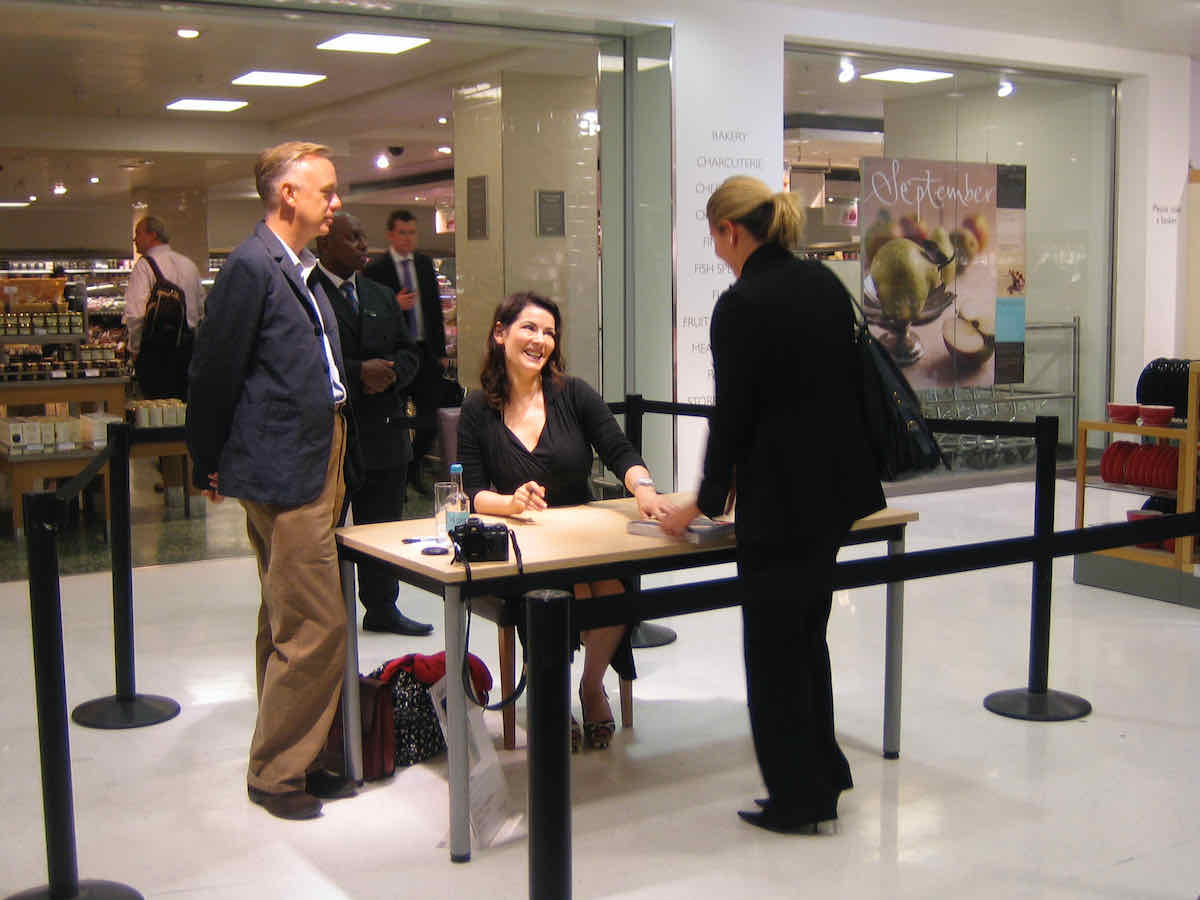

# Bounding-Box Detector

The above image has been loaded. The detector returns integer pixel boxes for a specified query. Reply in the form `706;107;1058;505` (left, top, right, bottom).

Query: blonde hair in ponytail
705;175;806;249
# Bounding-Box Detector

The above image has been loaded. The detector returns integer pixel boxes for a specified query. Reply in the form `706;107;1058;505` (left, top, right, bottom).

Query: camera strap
454;527;528;711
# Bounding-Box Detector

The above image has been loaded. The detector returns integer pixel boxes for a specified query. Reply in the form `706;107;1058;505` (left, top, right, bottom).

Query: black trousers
738;520;854;813
349;466;406;612
409;348;441;464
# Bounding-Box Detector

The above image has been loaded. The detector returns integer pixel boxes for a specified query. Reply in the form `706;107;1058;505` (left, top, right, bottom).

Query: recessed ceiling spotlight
166;98;248;112
997;79;1014;98
317;33;430;54
437;146;452;155
862;68;954;84
176;28;200;39
28;195;37;202
232;71;326;88
374;153;390;169
89;176;100;184
838;57;856;84
437;116;448;125
52;183;67;196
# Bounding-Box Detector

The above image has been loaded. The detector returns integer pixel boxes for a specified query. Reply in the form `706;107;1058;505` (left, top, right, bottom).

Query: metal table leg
882;532;905;760
444;585;471;862
340;559;363;784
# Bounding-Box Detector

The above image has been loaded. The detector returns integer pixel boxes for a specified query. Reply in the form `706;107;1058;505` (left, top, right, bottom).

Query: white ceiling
0;0;602;211
784;0;1200;58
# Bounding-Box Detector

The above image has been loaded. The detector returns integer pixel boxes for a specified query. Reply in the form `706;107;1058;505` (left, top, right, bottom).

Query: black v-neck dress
457;375;645;679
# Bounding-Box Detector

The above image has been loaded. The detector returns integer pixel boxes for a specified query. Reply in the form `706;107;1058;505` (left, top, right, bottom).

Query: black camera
450;517;510;563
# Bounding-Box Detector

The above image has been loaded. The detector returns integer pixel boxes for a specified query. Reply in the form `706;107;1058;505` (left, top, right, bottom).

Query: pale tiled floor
2;480;1199;899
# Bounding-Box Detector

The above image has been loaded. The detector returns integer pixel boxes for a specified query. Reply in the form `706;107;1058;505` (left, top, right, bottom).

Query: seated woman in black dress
457;291;673;750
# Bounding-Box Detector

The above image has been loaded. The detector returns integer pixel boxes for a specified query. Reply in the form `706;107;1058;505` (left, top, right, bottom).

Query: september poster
859;157;1027;388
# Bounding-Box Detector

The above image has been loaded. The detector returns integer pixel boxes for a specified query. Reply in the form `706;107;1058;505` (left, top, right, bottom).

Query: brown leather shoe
305;769;357;800
247;786;322;820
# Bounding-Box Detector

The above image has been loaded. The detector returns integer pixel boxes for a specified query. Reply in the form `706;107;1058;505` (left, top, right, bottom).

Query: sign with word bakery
859;157;1027;388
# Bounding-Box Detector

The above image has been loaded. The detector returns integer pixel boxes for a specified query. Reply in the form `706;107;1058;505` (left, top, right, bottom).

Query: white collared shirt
272;230;347;405
122;243;205;355
388;246;425;341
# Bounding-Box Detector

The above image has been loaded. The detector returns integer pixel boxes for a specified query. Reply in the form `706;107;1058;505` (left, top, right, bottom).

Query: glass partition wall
784;46;1116;470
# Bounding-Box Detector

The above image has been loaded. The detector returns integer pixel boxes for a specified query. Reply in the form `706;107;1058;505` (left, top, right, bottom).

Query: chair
436;406;633;750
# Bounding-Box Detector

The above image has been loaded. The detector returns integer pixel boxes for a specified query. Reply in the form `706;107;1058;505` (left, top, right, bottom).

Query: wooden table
336;497;918;865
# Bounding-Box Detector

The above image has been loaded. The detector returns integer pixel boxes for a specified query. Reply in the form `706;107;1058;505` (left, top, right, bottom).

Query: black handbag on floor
849;294;948;480
367;665;447;766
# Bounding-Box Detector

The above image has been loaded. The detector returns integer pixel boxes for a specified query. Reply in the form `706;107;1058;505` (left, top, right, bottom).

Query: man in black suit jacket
363;209;446;494
188;141;359;821
315;212;433;637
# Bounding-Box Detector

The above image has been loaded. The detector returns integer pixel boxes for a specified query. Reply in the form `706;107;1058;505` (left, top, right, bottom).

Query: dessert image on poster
859;157;1010;390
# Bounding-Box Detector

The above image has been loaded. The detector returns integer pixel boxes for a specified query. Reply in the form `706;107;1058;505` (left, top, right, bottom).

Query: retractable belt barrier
519;400;1200;900
13;422;183;900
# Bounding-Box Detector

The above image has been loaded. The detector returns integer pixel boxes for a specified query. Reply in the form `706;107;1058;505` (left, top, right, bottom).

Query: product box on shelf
79;412;122;448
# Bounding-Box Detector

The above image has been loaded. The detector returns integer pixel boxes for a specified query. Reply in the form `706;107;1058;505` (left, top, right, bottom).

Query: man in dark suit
363;209;446;495
187;141;358;821
315;212;433;637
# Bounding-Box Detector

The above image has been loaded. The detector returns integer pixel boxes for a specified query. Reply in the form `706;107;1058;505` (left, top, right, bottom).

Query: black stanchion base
7;879;143;899
630;622;677;649
983;688;1092;722
71;695;180;730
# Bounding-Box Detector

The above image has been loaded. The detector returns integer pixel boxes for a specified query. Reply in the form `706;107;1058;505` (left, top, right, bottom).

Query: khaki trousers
241;413;348;794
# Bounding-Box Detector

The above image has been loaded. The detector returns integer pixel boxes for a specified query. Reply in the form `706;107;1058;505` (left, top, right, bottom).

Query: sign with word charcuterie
859;157;1027;388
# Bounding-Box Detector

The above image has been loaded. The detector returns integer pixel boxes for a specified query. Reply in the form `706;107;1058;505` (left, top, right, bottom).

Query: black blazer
363;250;445;359
320;269;422;472
187;222;358;506
696;243;886;544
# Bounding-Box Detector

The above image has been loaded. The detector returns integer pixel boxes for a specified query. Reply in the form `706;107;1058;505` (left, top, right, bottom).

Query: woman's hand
660;499;701;537
509;480;547;515
635;485;675;521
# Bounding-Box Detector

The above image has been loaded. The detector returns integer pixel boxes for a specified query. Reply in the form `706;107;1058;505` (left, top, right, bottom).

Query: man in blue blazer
187;142;359;821
315;211;432;637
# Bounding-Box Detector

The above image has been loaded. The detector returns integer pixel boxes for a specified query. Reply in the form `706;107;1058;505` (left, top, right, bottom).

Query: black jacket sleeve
186;252;265;488
457;392;493;509
696;289;756;518
569;377;645;483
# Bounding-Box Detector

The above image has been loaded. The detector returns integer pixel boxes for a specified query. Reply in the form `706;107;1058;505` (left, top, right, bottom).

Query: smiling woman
457;290;673;750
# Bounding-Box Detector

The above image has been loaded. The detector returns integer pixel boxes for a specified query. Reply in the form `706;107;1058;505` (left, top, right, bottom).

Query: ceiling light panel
861;68;954;84
176;28;199;39
166;98;248;112
232;71;326;88
0;202;31;208
317;33;430;55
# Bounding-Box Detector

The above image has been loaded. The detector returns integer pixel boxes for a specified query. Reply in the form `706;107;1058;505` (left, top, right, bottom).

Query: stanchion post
11;491;143;900
25;491;79;896
70;424;180;731
1028;414;1057;694
525;589;572;900
984;415;1092;722
624;393;644;455
108;422;135;699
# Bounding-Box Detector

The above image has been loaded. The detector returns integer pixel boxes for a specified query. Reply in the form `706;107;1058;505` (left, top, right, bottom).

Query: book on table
627;515;734;544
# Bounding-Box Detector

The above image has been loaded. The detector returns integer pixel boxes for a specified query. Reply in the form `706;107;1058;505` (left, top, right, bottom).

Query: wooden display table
336;496;918;864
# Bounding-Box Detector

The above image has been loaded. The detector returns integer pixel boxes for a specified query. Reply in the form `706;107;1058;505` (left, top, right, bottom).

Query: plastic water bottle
447;463;469;533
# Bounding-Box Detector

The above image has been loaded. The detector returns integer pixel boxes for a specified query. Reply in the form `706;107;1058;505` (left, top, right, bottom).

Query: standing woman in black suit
663;175;886;833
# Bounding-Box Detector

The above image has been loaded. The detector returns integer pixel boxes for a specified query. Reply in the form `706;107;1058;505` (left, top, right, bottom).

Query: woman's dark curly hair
479;291;566;410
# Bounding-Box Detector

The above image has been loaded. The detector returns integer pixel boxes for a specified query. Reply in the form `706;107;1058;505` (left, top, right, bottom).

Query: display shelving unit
1073;361;1200;607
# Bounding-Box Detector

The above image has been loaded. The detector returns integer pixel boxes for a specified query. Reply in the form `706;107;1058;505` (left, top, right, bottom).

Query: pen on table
402;536;441;543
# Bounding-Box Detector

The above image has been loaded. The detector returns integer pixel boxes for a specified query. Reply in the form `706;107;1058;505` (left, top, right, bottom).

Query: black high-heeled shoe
570;715;582;754
578;685;615;749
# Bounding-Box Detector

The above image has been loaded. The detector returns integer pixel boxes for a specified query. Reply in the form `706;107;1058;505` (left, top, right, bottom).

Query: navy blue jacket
187;222;354;507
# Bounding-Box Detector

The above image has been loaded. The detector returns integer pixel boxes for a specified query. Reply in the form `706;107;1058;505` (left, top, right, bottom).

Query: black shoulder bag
848;293;949;481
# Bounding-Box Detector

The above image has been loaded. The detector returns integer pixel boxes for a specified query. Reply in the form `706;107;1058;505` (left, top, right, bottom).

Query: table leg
340;559;363;784
882;533;905;760
444;584;471;863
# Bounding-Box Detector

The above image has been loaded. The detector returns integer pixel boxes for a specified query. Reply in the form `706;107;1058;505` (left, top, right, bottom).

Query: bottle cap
450;463;463;474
